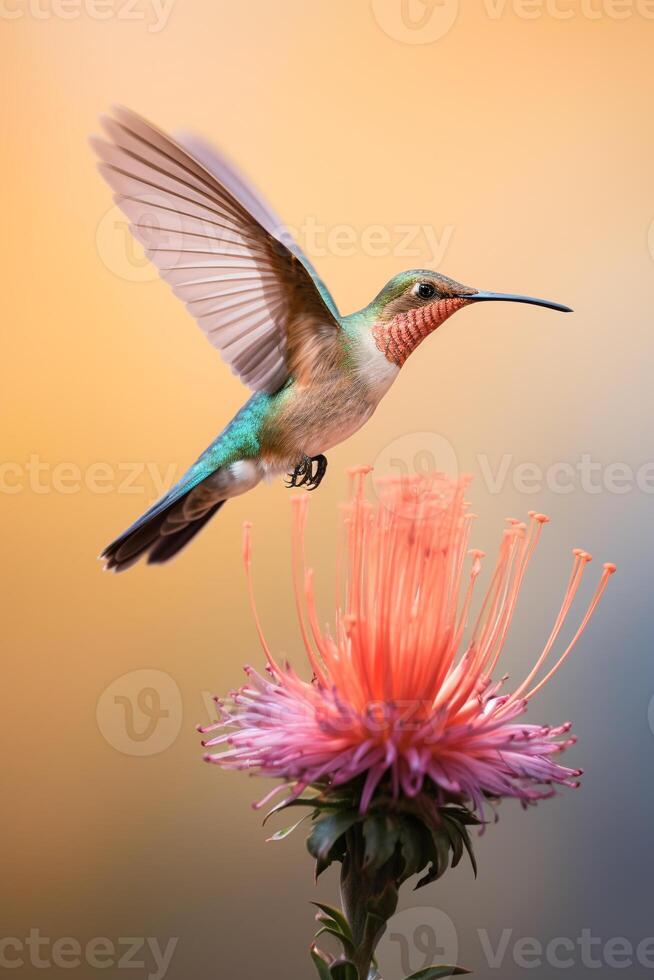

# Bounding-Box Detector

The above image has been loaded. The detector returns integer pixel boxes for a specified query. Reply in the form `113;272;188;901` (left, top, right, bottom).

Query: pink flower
201;468;615;820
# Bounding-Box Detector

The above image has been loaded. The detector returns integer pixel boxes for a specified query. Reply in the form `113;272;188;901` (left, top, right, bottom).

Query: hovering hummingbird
92;107;571;571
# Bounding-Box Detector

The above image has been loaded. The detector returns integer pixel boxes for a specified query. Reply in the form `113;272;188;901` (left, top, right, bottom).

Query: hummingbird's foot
285;454;313;488
285;454;328;490
306;454;328;491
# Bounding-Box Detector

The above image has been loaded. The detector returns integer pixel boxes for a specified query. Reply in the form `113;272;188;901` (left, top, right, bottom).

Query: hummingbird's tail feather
101;420;265;571
147;500;226;565
101;487;227;572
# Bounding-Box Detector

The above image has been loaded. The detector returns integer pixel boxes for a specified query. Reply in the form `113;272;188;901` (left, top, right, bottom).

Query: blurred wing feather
92;106;340;393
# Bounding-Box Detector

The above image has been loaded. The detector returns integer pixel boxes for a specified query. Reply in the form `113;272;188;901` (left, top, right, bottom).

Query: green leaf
398;817;433;883
441;818;463;869
310;945;333;980
315;927;355;959
308;811;360;861
416;829;451;890
458;824;478;878
363;814;400;871
329;959;358;980
440;812;478;878
442;805;480;827
263;795;327;826
311;903;353;941
404;967;470;979
266;814;310;841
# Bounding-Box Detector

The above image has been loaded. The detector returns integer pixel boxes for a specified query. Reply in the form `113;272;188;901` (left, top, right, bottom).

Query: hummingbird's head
369;269;571;367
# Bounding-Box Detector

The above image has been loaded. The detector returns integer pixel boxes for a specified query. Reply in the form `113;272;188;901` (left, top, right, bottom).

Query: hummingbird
92;107;571;572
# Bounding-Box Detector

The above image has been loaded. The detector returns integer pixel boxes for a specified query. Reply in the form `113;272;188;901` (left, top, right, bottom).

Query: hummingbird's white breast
354;326;401;403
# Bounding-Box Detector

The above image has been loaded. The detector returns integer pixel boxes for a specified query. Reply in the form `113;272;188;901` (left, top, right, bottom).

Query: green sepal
441;817;463;868
362;814;400;871
397;816;434;884
263;793;340;826
458;824;478;878
311;903;354;942
266;814;310;842
315;926;356;960
416;826;451;890
310;944;333;980
404;967;470;979
441;813;478;878
307;810;360;877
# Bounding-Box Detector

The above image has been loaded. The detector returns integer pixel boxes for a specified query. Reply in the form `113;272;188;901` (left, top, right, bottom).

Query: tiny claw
306;454;328;491
286;454;327;491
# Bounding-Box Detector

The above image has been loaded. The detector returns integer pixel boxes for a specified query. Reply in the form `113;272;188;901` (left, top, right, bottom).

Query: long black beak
465;291;572;313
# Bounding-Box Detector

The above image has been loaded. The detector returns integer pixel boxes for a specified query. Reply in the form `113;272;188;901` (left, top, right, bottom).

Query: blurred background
2;1;653;977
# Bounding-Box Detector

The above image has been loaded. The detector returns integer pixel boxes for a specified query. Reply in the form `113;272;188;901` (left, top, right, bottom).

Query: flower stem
339;827;399;980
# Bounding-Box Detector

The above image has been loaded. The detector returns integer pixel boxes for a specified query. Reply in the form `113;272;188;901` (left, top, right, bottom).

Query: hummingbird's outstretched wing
174;128;339;322
91;106;340;393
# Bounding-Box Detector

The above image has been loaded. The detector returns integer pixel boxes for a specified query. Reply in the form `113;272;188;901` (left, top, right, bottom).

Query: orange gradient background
3;2;653;977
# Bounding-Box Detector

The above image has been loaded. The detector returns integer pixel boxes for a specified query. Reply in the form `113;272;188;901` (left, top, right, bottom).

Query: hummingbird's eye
415;282;436;300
